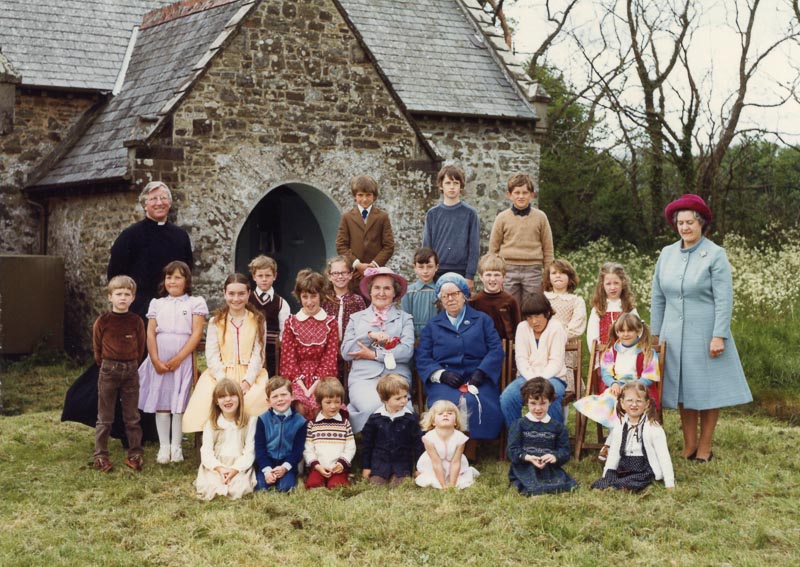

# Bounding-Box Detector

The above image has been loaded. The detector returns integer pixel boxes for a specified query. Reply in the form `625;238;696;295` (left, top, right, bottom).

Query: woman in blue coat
416;273;504;439
651;194;752;463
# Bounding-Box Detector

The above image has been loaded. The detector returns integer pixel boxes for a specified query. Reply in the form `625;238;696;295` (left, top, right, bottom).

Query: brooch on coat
700;251;707;257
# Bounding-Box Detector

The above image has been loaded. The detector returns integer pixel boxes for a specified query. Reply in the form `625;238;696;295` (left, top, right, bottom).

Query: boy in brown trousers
91;275;146;472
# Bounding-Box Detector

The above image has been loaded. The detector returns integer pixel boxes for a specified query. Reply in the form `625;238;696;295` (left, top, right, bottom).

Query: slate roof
338;0;537;120
34;0;250;187
0;0;174;91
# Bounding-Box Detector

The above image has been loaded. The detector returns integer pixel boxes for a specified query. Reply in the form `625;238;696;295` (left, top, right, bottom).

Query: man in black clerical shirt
107;181;194;321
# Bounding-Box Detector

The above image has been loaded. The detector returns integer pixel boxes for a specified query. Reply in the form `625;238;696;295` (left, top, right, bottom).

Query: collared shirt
295;308;329;322
314;411;344;422
511;205;531;217
255;286;274;301
524;412;551;423
375;405;412;421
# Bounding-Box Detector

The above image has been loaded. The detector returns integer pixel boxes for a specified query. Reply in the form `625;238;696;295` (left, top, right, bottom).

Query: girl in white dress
415;400;479;489
195;379;257;501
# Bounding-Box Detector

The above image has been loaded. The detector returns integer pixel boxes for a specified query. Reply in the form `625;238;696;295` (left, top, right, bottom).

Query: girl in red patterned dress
280;269;339;419
586;262;637;354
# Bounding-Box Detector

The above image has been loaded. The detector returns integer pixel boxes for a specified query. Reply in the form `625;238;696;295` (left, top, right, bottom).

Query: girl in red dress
280;270;338;418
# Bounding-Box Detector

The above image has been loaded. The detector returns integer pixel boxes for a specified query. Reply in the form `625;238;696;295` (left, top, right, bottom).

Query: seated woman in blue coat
415;273;504;440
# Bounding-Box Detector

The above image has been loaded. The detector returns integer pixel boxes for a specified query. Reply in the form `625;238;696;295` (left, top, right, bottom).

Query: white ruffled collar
296;308;329;321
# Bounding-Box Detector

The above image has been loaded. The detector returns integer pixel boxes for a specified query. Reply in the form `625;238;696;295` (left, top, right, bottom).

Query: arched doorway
235;183;341;311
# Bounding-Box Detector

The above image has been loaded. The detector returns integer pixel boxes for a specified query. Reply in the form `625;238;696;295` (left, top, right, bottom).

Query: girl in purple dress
138;261;208;464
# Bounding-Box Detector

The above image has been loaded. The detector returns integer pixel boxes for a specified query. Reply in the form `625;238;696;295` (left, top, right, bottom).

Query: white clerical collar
525;412;551;423
296;308;328;321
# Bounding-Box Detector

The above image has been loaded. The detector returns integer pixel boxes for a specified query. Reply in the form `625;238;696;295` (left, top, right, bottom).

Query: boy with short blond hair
335;175;396;283
422;164;480;290
401;247;440;338
248;254;290;375
361;374;424;486
303;378;356;489
469;254;521;341
489;173;554;308
91;275;146;473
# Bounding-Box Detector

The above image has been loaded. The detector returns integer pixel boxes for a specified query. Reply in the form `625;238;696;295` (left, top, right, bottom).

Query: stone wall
415;116;542;251
148;0;439;303
45;0;441;350
0;88;99;255
39;0;544;353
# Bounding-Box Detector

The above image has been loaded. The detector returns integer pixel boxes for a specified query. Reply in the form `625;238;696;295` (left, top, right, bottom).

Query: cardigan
514;318;568;381
603;416;675;488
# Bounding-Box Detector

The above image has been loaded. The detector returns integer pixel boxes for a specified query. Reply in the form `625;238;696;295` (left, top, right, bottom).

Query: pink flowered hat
359;267;408;300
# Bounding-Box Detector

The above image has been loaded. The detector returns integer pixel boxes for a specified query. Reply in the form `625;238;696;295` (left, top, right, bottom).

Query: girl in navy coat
415;273;504;440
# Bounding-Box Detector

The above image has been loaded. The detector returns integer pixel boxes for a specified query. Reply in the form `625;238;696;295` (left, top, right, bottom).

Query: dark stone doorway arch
235;183;341;311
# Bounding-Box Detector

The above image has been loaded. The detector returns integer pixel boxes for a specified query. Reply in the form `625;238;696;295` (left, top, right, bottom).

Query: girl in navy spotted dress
507;377;577;495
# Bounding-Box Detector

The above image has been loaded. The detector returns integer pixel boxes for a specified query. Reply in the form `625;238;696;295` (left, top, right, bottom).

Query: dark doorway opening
235;183;340;312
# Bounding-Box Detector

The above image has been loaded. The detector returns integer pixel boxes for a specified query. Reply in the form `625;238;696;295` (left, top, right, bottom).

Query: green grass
1;366;798;565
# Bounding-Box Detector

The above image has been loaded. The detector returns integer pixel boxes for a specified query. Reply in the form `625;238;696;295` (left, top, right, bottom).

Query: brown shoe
597;445;609;462
124;455;143;471
92;457;114;473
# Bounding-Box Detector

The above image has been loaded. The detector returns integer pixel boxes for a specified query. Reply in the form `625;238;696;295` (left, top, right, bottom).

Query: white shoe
156;445;171;464
171;447;184;463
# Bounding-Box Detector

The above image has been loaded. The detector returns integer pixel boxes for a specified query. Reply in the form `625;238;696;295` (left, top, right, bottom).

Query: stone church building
1;0;547;351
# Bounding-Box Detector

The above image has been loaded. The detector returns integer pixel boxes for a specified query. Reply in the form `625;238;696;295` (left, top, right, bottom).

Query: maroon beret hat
664;194;712;227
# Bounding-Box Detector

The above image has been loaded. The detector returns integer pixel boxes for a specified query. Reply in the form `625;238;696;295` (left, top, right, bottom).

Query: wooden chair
500;339;582;451
573;340;666;460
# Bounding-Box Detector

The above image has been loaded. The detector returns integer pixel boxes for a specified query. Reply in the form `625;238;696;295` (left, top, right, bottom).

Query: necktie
260;292;269;303
361;208;368;222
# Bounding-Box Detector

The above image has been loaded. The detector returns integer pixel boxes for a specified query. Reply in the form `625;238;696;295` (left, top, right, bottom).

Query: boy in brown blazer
336;175;395;283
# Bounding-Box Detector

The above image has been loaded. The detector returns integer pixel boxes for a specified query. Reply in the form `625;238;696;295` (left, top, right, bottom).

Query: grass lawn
1;360;798;566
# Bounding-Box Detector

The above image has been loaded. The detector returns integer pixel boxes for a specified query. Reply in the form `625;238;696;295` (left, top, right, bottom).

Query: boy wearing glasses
248;255;290;376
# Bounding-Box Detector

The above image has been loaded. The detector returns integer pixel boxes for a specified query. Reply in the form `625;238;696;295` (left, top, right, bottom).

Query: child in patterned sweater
303;379;356;489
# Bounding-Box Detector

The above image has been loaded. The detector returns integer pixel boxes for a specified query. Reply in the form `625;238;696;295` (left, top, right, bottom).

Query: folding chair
573;340;666;460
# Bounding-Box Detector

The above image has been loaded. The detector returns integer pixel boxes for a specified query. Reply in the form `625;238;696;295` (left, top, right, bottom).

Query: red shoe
124;455;143;471
92;457;114;473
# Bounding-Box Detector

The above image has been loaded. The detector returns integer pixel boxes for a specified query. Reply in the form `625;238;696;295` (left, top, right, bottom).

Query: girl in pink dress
280;269;338;419
138;261;208;464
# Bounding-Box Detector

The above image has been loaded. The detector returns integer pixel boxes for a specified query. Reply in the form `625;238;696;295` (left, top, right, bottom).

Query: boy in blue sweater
422;164;480;292
255;377;306;492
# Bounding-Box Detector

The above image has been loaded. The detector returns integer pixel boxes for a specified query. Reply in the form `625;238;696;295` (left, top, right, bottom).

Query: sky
504;0;800;147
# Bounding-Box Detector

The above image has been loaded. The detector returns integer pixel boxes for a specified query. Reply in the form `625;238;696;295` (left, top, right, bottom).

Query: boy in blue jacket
255;377;306;492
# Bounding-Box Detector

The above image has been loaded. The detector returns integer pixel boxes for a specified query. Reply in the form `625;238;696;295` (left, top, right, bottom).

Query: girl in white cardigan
195;379;257;501
591;382;675;491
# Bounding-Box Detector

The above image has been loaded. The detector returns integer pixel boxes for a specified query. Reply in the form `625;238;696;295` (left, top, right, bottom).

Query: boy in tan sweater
489;173;554;308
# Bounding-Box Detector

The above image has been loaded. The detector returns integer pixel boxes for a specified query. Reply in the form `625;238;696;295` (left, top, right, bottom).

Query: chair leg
574;411;586;460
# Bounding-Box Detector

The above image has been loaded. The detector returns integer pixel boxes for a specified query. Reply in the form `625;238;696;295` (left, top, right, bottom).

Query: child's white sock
155;413;171;464
171;413;184;462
